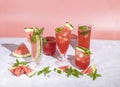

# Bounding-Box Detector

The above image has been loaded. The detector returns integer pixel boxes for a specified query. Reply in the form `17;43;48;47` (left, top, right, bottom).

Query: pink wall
0;0;120;40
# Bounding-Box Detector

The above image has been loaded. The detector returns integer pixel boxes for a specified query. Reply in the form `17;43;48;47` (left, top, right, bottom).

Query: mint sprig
43;37;48;44
87;68;101;80
54;68;62;74
13;59;28;67
37;66;51;76
31;27;44;42
77;46;92;55
79;26;90;35
65;67;83;78
55;27;64;32
79;26;88;30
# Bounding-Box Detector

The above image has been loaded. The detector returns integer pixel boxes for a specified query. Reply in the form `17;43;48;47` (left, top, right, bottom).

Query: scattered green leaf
31;27;44;42
43;37;48;44
80;31;90;35
13;59;28;67
54;68;62;74
37;66;51;76
65;67;83;78
87;68;101;80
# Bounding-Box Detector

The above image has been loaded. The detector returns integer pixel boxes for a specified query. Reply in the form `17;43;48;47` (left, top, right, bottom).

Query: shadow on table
2;43;19;57
2;43;32;62
51;49;60;59
70;39;78;50
67;55;79;68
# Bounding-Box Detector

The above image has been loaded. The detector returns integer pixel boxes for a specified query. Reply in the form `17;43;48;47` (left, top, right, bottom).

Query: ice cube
63;38;68;41
58;35;62;39
63;32;68;37
79;53;84;58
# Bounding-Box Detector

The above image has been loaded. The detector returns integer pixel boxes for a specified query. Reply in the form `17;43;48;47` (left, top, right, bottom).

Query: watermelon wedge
81;65;96;74
24;27;34;42
12;43;31;58
54;65;69;74
9;65;36;77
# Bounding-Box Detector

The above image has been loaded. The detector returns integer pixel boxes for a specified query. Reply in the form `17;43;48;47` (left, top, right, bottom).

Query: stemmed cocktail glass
55;22;74;65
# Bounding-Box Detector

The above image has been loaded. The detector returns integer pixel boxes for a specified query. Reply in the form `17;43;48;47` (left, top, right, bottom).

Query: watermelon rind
32;35;42;61
24;28;33;32
28;70;36;77
65;22;74;30
12;52;31;58
91;65;96;73
76;46;85;53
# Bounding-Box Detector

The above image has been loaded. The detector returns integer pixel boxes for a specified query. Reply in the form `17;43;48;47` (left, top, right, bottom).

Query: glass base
55;58;70;66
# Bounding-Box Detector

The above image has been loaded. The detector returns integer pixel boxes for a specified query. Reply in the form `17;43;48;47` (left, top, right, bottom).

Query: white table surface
0;38;120;87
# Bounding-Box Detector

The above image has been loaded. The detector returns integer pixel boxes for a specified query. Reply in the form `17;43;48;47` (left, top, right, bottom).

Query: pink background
0;0;120;40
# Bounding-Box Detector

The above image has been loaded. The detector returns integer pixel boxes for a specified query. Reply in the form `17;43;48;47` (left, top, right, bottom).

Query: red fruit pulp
43;36;56;56
78;26;91;49
56;27;71;54
75;49;90;70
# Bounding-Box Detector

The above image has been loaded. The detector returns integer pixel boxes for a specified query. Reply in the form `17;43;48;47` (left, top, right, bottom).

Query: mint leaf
13;59;28;67
37;70;43;75
80;31;89;35
65;67;82;78
79;26;87;30
43;38;48;44
79;26;90;35
20;62;28;65
37;66;51;76
39;27;44;35
65;67;73;77
87;68;101;80
31;27;44;43
55;27;64;32
54;68;62;74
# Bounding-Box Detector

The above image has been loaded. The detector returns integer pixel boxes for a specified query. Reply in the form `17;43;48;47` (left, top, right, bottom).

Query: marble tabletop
0;38;120;87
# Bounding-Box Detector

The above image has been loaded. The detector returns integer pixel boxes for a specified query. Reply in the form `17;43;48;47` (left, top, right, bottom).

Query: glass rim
78;24;93;31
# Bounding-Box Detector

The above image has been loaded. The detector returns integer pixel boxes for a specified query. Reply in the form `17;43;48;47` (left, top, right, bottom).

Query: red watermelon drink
75;46;91;70
78;25;91;49
24;27;44;62
43;36;56;56
55;22;74;65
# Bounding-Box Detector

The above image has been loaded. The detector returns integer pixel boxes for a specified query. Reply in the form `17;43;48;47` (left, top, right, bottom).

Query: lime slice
65;22;74;30
76;46;92;55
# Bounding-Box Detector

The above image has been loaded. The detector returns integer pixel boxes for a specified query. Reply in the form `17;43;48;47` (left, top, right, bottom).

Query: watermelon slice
24;27;34;42
81;65;96;74
65;22;74;30
12;43;31;58
9;65;36;77
54;65;69;73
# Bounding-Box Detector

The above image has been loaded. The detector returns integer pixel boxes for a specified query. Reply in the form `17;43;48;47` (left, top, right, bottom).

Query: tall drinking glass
75;46;91;70
24;27;44;64
78;25;91;49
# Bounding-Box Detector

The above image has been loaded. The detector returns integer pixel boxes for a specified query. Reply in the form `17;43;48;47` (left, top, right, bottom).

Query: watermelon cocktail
24;27;44;62
55;22;74;64
78;25;91;49
75;46;91;70
43;36;56;56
